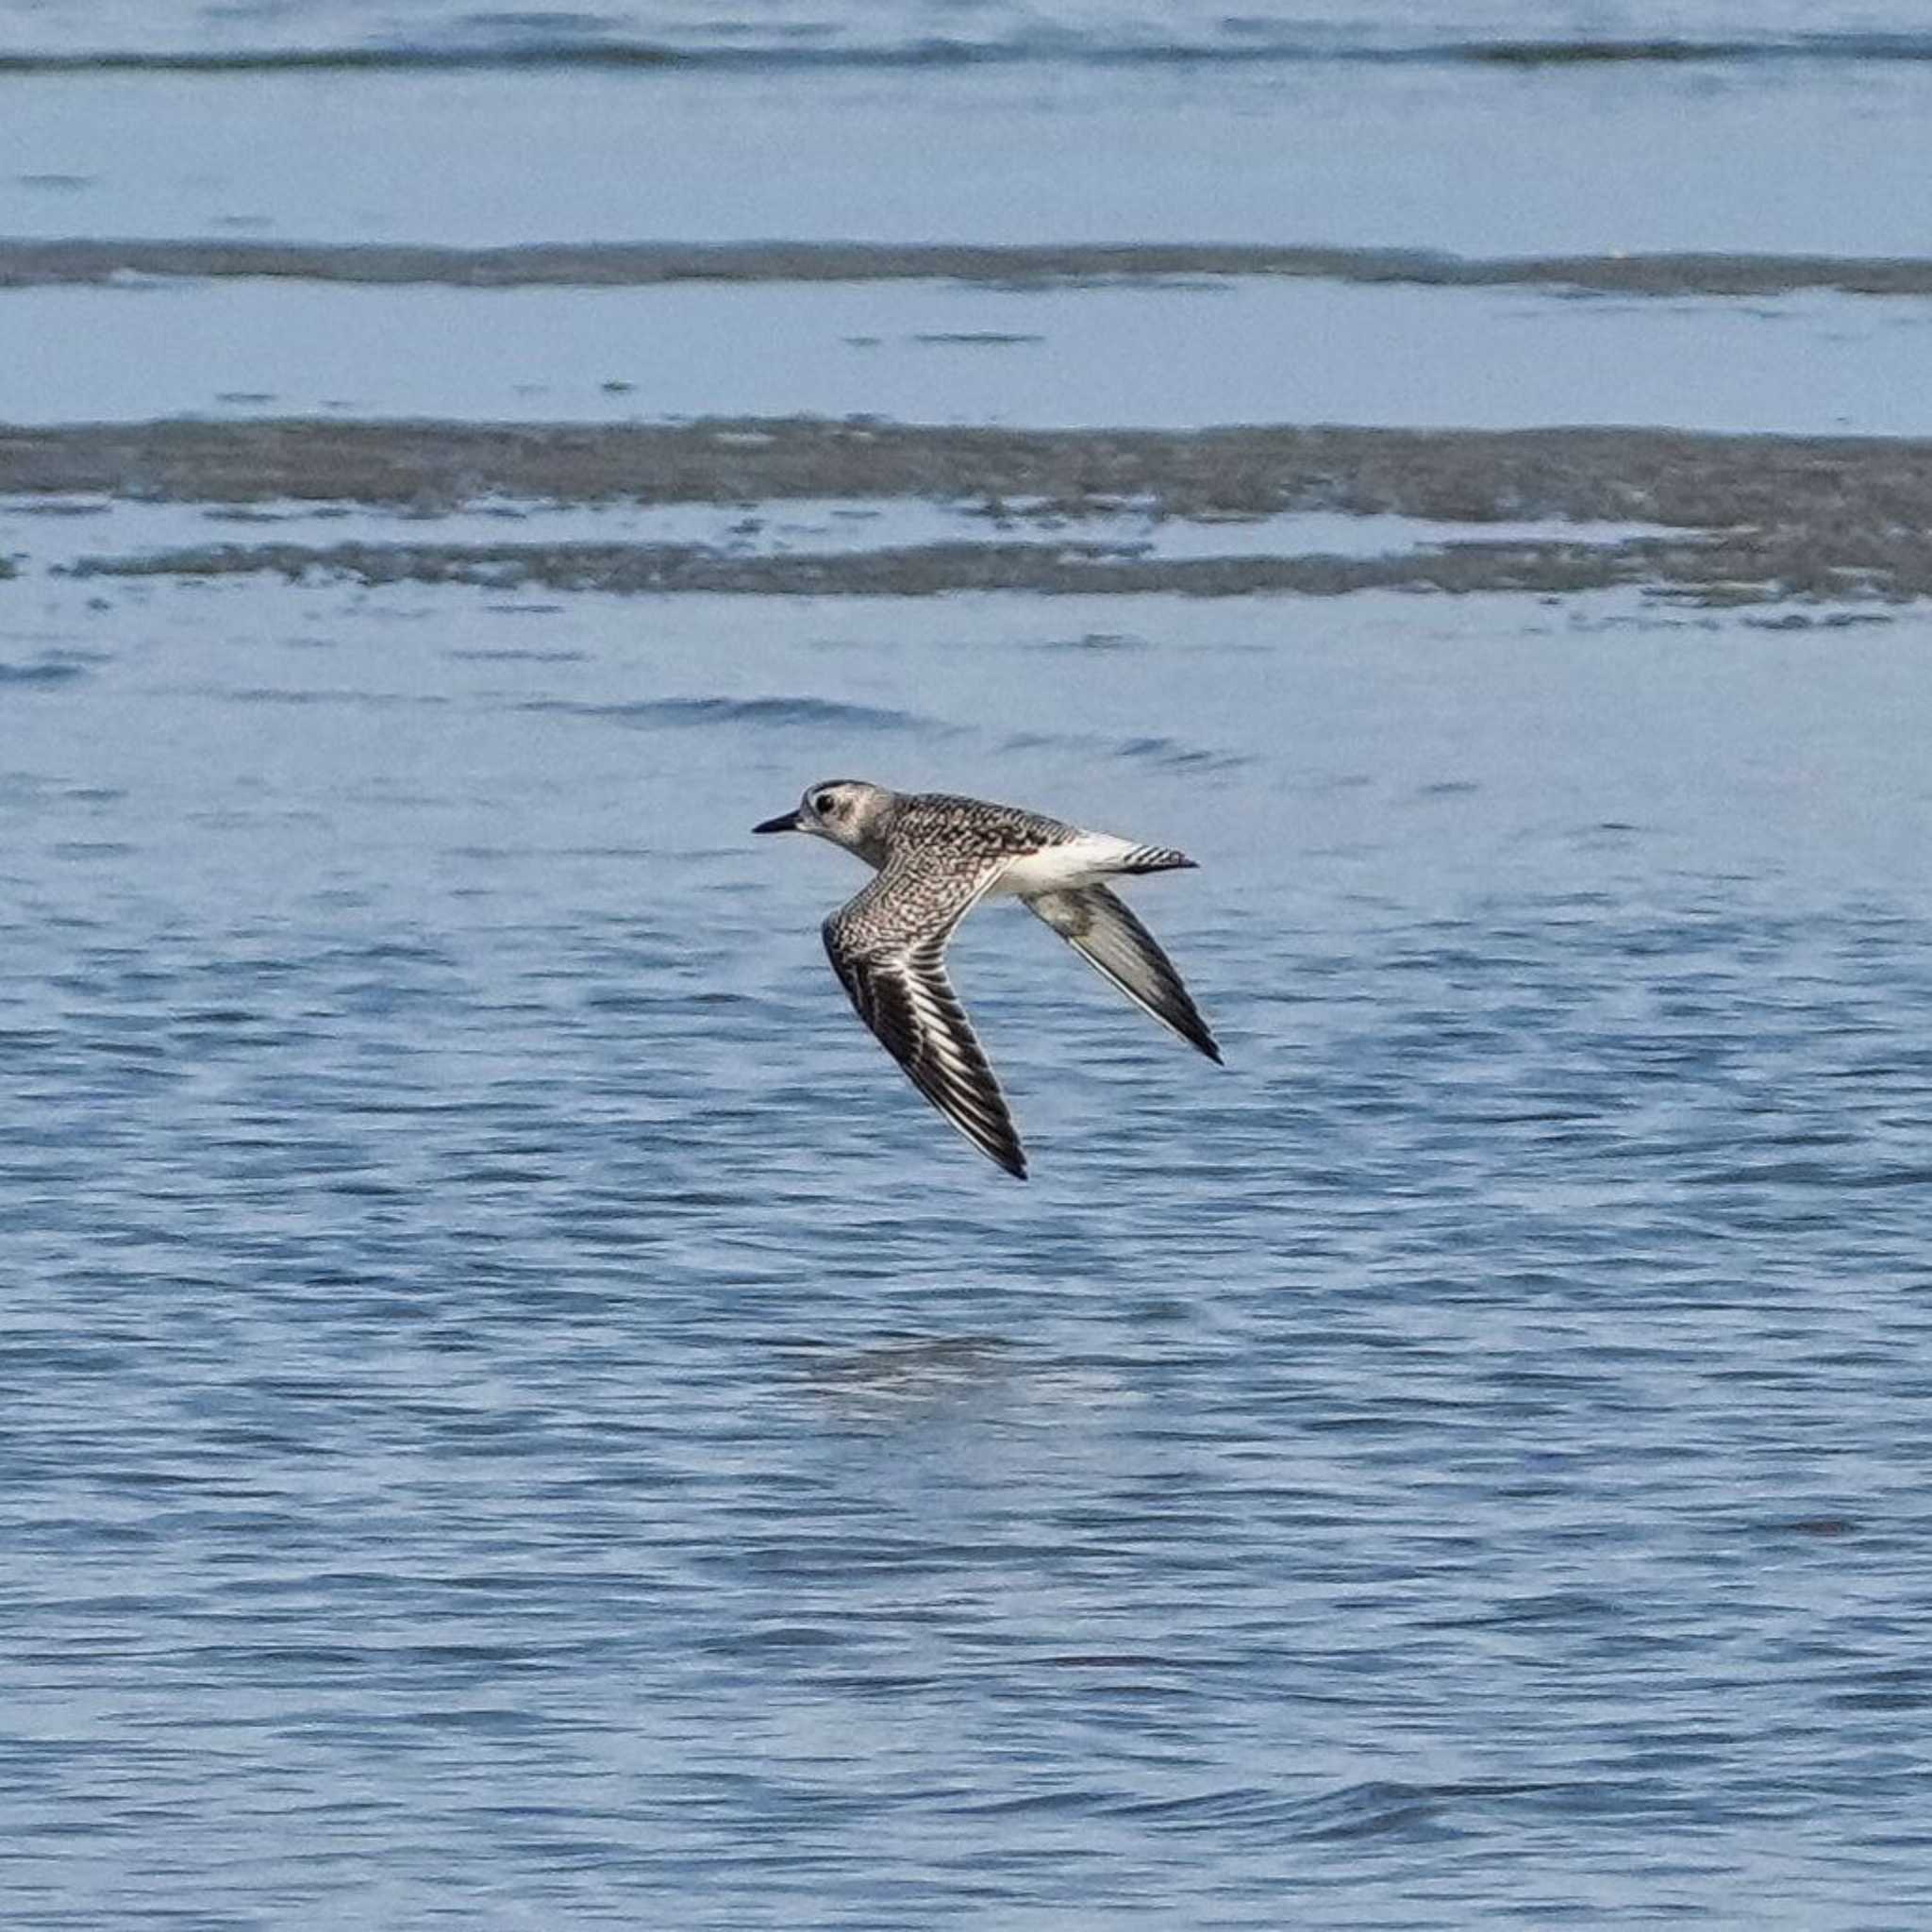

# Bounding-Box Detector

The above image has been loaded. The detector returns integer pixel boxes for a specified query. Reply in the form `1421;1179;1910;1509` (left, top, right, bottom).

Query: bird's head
753;779;893;857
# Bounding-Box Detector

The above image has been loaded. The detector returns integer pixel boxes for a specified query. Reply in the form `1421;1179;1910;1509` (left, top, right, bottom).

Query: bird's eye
814;791;838;815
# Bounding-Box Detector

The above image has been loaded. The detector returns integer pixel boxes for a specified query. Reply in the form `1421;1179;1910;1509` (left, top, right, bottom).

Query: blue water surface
5;581;1931;1925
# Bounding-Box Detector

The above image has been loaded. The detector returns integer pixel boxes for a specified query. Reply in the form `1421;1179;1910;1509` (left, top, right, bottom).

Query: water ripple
0;657;87;685
518;692;951;733
9;585;1932;1930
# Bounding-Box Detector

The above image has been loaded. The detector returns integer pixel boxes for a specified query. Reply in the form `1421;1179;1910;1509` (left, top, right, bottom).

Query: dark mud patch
9;240;1932;299
6;417;1928;525
60;530;1914;603
19;416;1932;602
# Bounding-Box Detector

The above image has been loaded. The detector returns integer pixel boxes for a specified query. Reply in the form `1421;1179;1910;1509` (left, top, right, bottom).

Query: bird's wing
823;855;1027;1178
1024;885;1222;1063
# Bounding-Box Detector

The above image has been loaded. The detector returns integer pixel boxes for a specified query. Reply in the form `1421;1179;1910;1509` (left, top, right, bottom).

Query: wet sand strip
57;532;1915;602
13;417;1932;602
7;416;1928;523
8;240;1932;298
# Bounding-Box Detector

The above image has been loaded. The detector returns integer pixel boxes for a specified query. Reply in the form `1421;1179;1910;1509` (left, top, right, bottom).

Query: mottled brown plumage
754;779;1220;1178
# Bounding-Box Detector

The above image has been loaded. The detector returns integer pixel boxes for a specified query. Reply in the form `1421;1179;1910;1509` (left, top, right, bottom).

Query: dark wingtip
1178;1017;1223;1063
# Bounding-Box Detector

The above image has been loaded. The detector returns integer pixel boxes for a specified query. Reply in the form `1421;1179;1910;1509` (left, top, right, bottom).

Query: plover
754;780;1220;1178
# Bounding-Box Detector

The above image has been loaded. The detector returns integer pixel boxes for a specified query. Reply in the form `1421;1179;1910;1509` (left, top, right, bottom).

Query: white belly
991;833;1137;898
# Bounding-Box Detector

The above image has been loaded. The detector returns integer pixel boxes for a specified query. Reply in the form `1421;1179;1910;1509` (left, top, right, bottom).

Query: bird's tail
1115;843;1197;874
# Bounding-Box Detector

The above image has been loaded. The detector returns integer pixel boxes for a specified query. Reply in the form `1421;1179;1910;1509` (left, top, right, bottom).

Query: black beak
753;810;804;835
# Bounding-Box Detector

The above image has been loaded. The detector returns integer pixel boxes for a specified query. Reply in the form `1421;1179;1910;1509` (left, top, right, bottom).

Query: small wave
220;685;452;708
1280;1778;1551;1842
1688;1158;1932;1189
972;1775;1548;1841
8;28;1932;76
955;1787;1111;1822
520;693;946;733
1115;735;1252;774
1003;727;1247;773
0;658;87;686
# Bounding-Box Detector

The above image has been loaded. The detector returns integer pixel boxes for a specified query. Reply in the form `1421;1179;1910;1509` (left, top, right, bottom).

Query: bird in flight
754;779;1221;1178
